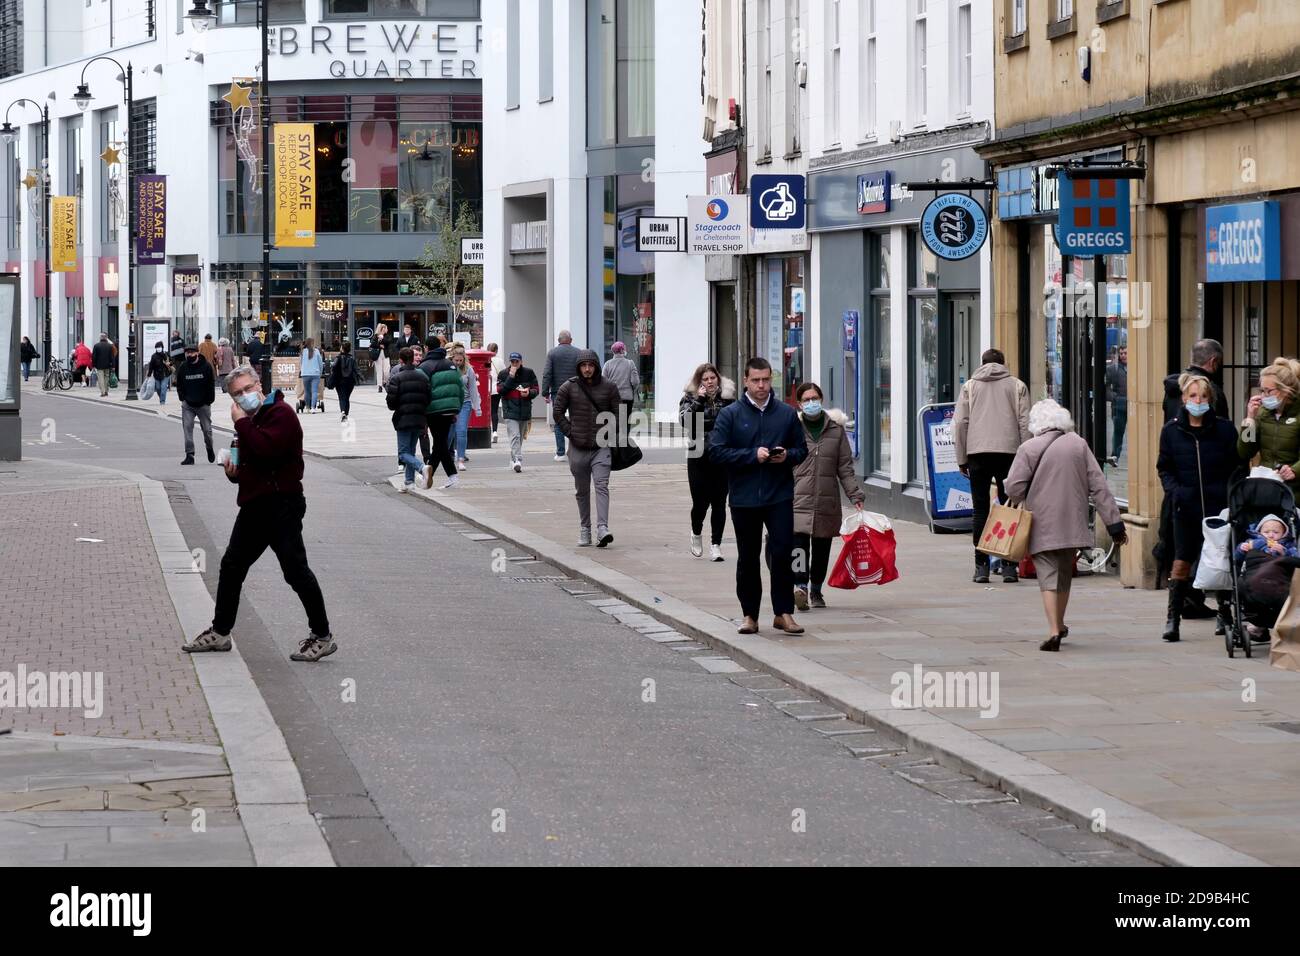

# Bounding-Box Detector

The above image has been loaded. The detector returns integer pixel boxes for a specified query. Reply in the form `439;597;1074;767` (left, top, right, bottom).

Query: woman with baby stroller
1156;372;1241;642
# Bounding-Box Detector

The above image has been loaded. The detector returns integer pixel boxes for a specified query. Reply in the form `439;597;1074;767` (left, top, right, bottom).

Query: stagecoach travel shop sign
269;22;483;79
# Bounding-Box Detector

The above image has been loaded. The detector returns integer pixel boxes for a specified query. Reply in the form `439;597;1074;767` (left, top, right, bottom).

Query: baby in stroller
1236;514;1300;640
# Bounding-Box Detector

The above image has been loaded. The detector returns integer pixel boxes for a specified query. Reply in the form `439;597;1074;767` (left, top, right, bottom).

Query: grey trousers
568;445;611;531
182;402;213;456
505;419;525;461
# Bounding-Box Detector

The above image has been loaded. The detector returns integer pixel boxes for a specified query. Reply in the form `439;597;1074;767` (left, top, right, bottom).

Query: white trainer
710;543;724;562
690;533;704;557
440;475;460;490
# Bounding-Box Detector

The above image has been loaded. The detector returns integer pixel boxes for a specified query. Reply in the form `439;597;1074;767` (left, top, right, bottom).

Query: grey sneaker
596;527;613;548
290;634;338;662
578;527;593;547
182;627;232;653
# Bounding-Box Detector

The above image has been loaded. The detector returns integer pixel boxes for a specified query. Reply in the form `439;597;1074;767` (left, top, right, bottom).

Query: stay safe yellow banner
51;196;77;272
273;123;316;248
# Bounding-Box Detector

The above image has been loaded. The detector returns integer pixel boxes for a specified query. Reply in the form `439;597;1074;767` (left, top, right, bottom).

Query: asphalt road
17;390;1101;866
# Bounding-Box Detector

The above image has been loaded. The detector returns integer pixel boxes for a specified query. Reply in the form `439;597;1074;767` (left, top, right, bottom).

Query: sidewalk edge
405;477;1267;869
129;470;336;867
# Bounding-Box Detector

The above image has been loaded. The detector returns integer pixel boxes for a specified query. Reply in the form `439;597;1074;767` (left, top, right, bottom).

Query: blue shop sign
920;193;988;261
1057;172;1131;255
751;174;806;229
1205;201;1281;283
857;171;891;214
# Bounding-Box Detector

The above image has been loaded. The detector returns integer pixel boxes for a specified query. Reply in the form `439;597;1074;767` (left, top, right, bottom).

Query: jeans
967;452;1016;556
1112;399;1128;458
425;413;458;478
568;446;611;531
687;454;729;544
396;428;424;484
156;376;170;404
451;400;471;460
212;493;330;638
98;369;110;396
505;419;525;460
302;375;320;410
792;533;833;592
182;402;214;457
337;381;354;416
21;361;29;381
490;393;501;432
731;503;796;619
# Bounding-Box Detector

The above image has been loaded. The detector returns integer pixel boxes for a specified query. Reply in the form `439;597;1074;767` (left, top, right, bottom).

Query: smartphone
771;446;786;456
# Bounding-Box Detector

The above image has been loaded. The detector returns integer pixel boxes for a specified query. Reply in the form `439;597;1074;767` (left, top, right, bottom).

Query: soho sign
273;22;482;79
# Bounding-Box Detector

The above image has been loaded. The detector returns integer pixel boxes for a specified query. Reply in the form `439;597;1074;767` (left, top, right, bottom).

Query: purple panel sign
135;174;166;265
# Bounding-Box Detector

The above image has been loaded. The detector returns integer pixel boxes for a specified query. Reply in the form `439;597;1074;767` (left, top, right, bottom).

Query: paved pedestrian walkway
395;457;1300;866
0;458;329;865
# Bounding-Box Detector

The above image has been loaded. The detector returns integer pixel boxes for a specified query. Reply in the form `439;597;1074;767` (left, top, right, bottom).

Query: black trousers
490;393;501;431
687;454;729;544
732;503;795;619
336;381;354;416
213;493;330;638
967;452;1017;554
792;533;833;592
1112;399;1128;457
424;413;458;477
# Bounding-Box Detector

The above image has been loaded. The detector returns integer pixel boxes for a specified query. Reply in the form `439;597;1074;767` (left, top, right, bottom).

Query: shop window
349;120;399;232
397;122;449;232
451;122;482;225
587;0;655;147
216;0;303;23
782;257;806;405
218;125;263;235
325;1;479;19
315;123;349;233
99;115;120;243
870;231;891;476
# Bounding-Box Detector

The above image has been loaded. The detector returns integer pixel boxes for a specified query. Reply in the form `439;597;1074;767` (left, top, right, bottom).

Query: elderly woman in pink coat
1004;399;1128;652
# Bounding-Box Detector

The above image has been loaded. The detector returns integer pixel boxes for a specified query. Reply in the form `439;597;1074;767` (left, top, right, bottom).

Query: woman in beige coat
1004;399;1127;652
791;382;864;610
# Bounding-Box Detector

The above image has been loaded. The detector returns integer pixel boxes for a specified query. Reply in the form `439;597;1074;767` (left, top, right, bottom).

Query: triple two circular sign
920;193;989;261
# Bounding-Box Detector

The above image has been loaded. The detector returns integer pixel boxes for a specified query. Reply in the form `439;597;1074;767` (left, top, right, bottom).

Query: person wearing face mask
1238;357;1300;497
182;365;336;662
175;343;217;466
147;341;173;404
1156;373;1240;642
791;383;864;610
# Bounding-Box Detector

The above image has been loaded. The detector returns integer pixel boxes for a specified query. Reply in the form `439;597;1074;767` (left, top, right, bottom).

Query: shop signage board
687;196;749;253
1056;172;1131;255
52;197;78;272
271;355;301;393
857;171;892;214
750;174;806;229
273;124;316;248
134;176;166;265
918;403;973;531
1205;200;1281;283
460;236;485;265
919;194;989;261
635;216;686;252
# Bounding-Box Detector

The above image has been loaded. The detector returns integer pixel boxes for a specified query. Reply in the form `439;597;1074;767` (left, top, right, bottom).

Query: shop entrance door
1061;256;1108;466
711;282;738;387
939;294;979;403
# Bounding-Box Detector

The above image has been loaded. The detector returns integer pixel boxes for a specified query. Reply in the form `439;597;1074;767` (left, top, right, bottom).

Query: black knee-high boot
1162;579;1186;642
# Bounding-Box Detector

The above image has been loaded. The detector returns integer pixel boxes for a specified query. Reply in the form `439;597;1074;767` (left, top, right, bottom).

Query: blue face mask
235;391;262;413
1262;395;1282;411
1185;401;1210;417
802;400;823;417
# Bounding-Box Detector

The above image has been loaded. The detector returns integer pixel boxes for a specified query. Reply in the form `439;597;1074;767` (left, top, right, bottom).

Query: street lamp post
188;0;272;393
2;100;52;382
72;58;136;399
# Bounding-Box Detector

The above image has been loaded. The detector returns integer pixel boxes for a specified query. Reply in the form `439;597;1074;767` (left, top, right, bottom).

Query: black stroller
1223;477;1299;658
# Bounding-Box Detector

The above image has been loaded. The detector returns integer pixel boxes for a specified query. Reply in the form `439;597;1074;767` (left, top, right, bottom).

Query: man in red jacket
182;365;335;661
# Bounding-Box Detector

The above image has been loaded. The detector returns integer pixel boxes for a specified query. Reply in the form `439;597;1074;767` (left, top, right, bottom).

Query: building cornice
808;121;991;173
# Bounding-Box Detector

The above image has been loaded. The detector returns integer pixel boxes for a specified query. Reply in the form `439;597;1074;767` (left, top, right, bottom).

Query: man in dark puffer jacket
387;347;432;490
419;340;465;488
554;349;621;547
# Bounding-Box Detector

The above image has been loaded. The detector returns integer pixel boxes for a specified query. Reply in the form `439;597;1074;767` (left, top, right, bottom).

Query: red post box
467;348;494;449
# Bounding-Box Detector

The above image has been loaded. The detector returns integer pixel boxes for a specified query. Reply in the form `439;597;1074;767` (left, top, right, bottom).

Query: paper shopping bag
977;502;1032;562
1271;574;1300;672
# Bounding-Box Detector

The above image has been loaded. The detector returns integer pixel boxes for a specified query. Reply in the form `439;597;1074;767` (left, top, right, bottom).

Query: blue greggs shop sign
1205;201;1281;283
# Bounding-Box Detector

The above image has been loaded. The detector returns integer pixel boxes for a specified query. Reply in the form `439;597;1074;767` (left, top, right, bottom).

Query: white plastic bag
1193;508;1233;591
839;509;892;537
1249;466;1286;483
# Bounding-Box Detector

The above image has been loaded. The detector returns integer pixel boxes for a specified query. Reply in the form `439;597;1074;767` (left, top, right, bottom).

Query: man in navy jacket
709;357;809;635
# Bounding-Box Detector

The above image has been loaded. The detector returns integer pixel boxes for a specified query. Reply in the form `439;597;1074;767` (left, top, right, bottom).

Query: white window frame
1010;0;1026;37
912;0;927;129
825;0;841;148
859;0;876;142
955;1;972;119
1056;0;1074;20
786;0;800;156
758;0;772;159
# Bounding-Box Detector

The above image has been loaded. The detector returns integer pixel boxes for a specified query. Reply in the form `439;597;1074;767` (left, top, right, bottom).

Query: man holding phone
709;358;809;635
181;364;336;662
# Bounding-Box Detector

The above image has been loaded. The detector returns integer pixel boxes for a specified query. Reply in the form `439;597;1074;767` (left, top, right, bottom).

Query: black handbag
611;438;643;471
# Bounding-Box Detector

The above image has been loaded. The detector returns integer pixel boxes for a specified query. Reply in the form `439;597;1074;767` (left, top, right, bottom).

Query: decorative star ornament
100;145;121;166
21;171;38;189
222;81;253;112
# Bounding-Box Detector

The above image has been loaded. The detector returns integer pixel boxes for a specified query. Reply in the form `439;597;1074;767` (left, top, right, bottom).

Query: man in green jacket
418;341;465;489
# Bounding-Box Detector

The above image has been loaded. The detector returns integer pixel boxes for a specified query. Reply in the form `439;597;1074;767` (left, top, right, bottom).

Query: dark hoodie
228;391;304;507
553;349;621;450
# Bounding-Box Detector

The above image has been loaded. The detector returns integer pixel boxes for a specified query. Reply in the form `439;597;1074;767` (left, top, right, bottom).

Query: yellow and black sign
51;196;77;272
274;123;316;248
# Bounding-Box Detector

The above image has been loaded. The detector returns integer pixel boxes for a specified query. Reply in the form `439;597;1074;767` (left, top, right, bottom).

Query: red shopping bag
828;511;899;589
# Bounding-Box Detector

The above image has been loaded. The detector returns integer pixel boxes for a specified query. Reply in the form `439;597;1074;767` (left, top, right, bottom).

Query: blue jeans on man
396;428;424;484
21;361;30;381
156;376;170;404
550;393;566;457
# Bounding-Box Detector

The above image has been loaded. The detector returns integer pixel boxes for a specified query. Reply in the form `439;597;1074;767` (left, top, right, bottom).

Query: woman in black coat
20;337;38;381
1156;372;1241;643
679;363;736;561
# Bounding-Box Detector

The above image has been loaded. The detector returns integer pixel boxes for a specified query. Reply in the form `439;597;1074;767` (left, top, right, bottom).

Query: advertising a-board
919;403;973;529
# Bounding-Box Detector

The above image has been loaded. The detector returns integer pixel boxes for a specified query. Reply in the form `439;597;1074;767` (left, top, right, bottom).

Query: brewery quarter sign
919;193;988;261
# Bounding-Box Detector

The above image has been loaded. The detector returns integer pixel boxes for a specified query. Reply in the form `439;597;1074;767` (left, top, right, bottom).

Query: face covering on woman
802;400;822;417
1185;401;1210;417
1262;395;1282;411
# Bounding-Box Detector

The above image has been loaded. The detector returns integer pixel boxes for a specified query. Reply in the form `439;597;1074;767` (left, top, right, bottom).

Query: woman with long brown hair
679;362;736;560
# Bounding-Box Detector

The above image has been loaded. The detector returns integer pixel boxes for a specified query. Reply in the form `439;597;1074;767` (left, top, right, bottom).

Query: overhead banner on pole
51;197;77;272
274;123;316;248
135;174;167;265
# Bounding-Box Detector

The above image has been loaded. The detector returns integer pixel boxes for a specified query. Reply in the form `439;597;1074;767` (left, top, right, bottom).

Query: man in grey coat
542;330;581;461
953;348;1031;584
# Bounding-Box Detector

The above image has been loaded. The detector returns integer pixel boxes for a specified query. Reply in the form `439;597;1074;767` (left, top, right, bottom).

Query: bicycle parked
42;357;73;391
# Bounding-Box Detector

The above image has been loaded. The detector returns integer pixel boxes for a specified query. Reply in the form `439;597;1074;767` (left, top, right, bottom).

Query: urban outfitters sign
273;23;482;79
273;124;316;248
